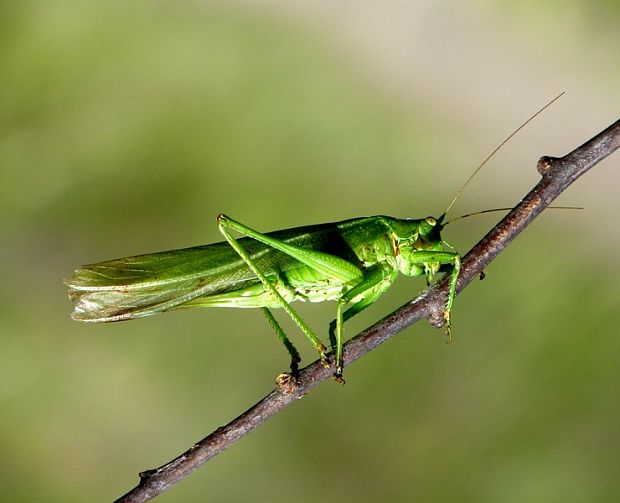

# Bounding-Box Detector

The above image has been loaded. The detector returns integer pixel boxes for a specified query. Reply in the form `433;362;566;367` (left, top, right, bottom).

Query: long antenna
443;206;582;226
441;91;565;219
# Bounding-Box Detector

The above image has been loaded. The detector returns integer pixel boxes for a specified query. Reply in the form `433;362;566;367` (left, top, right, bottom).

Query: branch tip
537;155;558;175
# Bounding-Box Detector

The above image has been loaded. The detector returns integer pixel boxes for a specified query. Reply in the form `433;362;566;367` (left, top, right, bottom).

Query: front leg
405;250;461;339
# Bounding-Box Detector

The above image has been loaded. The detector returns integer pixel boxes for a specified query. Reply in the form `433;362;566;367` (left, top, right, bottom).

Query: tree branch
115;118;620;503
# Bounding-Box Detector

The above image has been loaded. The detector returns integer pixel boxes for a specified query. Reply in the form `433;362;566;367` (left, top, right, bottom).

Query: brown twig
114;118;620;503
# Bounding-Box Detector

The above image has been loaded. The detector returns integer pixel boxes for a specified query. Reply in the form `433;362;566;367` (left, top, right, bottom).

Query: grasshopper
66;95;563;382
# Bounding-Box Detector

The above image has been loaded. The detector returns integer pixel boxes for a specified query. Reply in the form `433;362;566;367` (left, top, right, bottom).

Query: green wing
66;220;365;322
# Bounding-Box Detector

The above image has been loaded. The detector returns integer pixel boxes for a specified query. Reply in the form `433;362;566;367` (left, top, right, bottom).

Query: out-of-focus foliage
1;2;618;502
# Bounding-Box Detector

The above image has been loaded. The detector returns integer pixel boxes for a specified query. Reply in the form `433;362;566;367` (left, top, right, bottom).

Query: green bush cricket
65;95;564;382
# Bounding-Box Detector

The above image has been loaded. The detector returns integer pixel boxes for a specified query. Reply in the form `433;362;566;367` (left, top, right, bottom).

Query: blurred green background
2;2;619;502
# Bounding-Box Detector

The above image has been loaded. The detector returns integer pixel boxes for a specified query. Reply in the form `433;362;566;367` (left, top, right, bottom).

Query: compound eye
425;217;436;226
